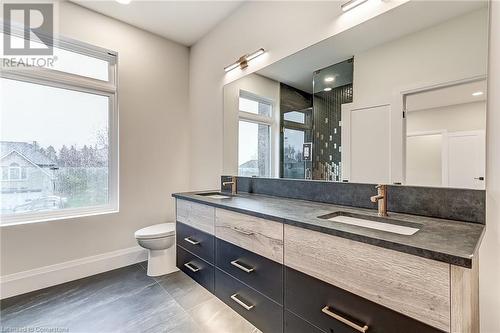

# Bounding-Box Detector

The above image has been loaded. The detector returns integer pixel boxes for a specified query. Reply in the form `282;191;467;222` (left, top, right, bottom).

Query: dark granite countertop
172;191;485;268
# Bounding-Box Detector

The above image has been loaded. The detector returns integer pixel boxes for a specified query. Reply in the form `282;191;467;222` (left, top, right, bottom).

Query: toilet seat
135;223;175;240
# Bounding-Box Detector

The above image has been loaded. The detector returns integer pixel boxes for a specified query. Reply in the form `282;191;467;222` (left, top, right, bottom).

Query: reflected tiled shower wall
312;85;353;181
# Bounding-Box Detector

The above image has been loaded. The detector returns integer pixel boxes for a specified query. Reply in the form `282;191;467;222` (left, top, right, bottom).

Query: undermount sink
318;212;420;236
196;192;232;199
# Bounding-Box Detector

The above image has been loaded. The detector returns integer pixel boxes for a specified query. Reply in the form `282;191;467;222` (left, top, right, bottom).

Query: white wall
354;8;488;107
0;2;190;276
480;1;500;331
190;1;499;330
406;101;486;133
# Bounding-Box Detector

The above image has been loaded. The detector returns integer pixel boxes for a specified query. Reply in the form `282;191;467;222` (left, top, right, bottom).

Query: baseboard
0;246;148;300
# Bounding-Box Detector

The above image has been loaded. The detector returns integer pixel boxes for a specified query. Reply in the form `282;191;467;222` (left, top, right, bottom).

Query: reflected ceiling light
341;0;369;12
116;0;131;4
224;48;266;72
472;91;484;97
324;87;332;92
324;76;335;83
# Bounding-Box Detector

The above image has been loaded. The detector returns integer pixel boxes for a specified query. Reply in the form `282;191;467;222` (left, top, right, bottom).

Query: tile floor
0;262;260;333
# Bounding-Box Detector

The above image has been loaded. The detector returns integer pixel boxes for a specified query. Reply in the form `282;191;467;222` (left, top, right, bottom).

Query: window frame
237;90;274;178
0;30;119;226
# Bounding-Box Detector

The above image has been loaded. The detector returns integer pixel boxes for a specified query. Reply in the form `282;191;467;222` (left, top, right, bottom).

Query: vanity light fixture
224;48;266;72
341;0;369;12
324;87;332;92
116;0;131;4
472;91;484;97
324;76;335;83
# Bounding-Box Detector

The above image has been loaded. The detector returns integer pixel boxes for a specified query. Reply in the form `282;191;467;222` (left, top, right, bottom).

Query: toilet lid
135;223;175;239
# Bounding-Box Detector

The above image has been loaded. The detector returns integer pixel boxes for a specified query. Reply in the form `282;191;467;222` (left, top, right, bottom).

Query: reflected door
448;131;485;189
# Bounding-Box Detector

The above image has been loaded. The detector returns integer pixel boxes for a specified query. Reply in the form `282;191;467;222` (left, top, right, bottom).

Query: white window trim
0;31;119;227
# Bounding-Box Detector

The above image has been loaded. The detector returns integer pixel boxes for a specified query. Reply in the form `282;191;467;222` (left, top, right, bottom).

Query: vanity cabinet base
285;310;325;333
215;268;283;333
285;266;444;333
216;238;283;304
176;245;214;293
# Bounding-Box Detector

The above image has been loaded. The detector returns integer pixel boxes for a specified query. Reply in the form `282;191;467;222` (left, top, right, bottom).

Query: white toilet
135;223;178;277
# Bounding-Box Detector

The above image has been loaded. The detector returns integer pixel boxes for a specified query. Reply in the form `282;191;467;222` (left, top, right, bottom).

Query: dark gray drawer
215;268;283;333
216;238;283;304
177;221;214;264
176;246;214;292
285;266;443;333
285;310;325;333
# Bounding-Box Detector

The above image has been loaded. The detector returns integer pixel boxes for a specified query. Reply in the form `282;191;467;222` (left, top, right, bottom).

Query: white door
448;130;485;189
348;105;391;184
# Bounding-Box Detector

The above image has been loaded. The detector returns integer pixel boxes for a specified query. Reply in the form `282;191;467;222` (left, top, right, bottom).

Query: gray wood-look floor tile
156;271;214;312
187;297;261;333
0;263;260;333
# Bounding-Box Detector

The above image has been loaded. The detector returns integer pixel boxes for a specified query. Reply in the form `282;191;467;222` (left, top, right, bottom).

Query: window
238;91;273;177
1;31;118;225
8;163;21;180
284;111;306;124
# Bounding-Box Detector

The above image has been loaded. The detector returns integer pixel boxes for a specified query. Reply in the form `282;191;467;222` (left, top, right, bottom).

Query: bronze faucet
370;184;388;217
222;176;237;195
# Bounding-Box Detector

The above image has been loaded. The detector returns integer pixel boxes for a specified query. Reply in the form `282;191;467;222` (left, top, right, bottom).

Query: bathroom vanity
173;181;483;333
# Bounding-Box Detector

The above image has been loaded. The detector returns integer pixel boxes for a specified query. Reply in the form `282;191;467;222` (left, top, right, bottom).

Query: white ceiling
257;0;487;93
72;0;244;46
406;80;487;112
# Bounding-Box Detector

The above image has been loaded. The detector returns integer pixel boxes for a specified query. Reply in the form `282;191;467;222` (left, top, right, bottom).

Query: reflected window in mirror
238;91;274;178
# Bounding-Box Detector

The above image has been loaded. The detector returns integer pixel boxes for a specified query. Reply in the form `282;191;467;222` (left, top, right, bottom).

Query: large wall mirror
223;1;489;189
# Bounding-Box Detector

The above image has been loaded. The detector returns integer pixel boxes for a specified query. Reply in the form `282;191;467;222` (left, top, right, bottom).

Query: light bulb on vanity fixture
341;0;369;12
224;48;266;72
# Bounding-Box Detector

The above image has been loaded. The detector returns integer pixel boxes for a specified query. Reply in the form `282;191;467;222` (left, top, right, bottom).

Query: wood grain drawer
216;238;283;304
176;245;214;292
285;310;325;333
176;199;215;235
285;266;443;333
177;221;214;264
215;268;283;333
284;225;450;331
215;208;283;264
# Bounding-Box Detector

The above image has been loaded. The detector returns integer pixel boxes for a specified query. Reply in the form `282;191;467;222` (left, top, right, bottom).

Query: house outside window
1;29;118;225
238;91;273;177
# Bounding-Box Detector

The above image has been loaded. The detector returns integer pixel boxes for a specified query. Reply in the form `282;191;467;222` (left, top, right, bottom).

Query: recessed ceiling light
324;87;332;92
472;91;484;97
324;77;335;83
116;0;131;4
341;0;369;12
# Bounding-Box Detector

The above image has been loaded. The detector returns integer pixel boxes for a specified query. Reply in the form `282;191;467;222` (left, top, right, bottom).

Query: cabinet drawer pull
184;262;200;272
321;306;368;333
230;260;255;273
230;293;254;311
184;237;200;245
230;226;254;235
